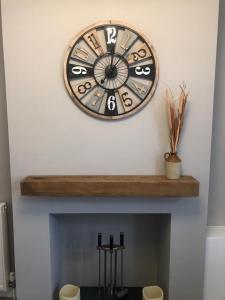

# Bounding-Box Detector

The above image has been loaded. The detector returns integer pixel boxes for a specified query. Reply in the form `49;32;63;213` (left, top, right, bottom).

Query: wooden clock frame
63;20;159;120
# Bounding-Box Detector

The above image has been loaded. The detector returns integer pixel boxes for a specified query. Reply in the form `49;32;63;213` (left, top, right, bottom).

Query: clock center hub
93;53;129;90
105;65;117;79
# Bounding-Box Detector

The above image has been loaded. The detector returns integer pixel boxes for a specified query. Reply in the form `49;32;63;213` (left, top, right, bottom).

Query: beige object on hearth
143;286;164;300
59;284;80;300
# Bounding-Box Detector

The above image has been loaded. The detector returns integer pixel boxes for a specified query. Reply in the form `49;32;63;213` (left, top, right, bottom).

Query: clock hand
110;48;114;69
113;48;129;67
101;75;106;84
114;37;139;67
101;50;114;84
101;48;117;84
114;54;125;67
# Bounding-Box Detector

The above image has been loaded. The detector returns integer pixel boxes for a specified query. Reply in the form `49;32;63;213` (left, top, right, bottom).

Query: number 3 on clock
135;66;151;76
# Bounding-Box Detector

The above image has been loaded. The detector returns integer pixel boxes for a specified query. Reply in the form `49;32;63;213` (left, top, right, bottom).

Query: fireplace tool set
97;232;128;300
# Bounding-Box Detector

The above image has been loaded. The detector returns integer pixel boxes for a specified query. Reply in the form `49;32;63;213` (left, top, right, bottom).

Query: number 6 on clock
107;95;116;111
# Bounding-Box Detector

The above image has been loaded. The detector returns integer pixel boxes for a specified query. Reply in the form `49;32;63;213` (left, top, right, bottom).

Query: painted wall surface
0;0;219;179
1;1;219;300
0;3;13;269
208;0;225;226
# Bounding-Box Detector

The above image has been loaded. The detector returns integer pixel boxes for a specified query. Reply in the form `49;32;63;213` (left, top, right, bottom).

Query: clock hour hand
101;75;106;84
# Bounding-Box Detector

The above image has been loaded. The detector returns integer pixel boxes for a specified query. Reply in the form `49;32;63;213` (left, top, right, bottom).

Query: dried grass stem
165;83;188;153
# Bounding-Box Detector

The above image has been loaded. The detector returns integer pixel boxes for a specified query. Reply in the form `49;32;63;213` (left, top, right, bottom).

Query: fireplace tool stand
97;232;128;300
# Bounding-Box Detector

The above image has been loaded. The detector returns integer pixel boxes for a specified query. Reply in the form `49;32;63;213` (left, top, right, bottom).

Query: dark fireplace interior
50;213;171;300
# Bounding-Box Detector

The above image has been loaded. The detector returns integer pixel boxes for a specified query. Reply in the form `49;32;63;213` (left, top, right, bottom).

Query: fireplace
12;192;203;300
50;213;170;300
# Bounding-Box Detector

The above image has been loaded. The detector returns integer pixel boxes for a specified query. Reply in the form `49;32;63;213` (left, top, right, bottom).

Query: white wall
1;0;218;181
208;0;225;226
0;1;219;300
0;3;13;269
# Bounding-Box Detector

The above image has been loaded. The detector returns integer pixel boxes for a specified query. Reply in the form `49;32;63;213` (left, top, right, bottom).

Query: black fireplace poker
97;232;128;300
98;233;102;300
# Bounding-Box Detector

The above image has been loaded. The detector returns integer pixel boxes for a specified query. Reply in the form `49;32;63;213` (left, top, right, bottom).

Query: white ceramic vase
143;286;164;300
59;284;80;300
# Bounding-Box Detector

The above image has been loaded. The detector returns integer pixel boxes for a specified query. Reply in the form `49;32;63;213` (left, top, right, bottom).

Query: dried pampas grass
165;83;188;154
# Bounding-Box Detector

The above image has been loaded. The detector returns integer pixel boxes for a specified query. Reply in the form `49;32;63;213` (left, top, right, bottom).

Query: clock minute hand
114;37;139;67
114;50;129;68
114;54;124;67
100;49;113;85
110;48;114;69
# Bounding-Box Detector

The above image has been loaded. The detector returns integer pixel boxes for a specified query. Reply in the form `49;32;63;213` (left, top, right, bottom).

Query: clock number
129;48;147;62
107;95;116;111
132;82;147;95
106;27;117;44
135;66;151;76
129;64;153;79
121;92;133;107
78;82;92;94
88;33;101;50
73;47;89;61
84;30;103;56
121;32;131;50
72;66;87;75
92;91;104;106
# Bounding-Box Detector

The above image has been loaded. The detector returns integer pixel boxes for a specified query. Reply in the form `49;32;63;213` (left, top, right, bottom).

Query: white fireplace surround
14;196;200;300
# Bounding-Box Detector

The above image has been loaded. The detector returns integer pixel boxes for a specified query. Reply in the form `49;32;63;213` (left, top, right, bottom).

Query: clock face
64;21;159;120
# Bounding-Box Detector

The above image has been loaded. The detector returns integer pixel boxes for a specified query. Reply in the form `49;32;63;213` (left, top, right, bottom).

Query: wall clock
64;21;159;120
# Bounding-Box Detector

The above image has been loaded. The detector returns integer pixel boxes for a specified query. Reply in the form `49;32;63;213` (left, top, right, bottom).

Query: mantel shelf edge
20;175;199;197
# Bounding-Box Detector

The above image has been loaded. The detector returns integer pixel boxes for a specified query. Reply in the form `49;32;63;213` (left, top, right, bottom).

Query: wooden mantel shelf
20;175;199;197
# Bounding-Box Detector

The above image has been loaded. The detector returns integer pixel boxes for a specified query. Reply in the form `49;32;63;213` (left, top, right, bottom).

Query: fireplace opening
50;214;171;300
